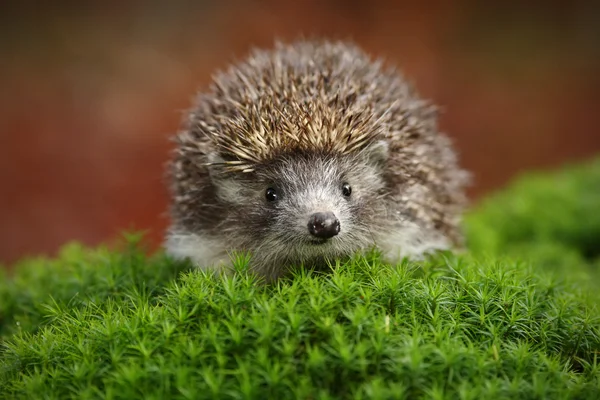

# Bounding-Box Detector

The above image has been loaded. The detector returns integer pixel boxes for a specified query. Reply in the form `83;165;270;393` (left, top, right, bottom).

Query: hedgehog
165;39;469;281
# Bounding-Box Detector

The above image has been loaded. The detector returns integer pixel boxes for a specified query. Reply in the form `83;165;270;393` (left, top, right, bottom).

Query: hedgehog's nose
307;212;340;239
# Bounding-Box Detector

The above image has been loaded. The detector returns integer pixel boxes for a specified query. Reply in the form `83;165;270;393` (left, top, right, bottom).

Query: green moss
1;159;599;399
464;158;600;290
465;158;600;260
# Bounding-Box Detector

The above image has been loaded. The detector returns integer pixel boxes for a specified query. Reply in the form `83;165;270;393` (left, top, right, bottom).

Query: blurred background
1;1;599;265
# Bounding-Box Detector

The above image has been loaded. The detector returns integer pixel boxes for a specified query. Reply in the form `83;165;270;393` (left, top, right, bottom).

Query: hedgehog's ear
363;140;389;167
206;152;248;204
206;152;226;166
206;152;230;180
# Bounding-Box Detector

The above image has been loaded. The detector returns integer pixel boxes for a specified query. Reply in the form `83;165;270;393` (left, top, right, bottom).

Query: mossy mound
465;158;600;276
1;158;599;399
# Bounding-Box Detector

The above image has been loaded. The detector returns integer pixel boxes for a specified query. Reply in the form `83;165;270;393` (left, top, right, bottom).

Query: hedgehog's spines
193;40;401;173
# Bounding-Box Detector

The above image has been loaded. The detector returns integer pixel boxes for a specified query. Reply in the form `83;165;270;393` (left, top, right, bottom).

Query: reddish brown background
1;1;599;265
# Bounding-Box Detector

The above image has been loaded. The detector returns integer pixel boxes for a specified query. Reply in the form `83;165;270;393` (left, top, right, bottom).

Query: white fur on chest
374;223;451;264
165;232;231;271
165;223;450;273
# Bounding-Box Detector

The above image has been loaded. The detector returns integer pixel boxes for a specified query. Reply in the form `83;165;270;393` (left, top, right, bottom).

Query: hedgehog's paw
376;226;451;265
164;231;231;272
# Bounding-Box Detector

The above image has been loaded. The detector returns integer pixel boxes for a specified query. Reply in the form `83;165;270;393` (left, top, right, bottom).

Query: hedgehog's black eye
342;183;352;197
265;187;278;202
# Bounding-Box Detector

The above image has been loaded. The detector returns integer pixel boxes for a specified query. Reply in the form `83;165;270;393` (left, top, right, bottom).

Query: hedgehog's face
211;142;390;267
258;155;357;247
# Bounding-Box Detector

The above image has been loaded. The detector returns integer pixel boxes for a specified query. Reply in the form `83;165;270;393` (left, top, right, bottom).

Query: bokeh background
1;1;599;265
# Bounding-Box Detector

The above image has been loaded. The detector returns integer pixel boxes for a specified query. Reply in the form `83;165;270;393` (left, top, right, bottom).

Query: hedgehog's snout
307;212;340;239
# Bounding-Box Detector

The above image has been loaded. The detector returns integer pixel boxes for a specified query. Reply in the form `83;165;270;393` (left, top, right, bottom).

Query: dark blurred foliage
1;0;599;264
